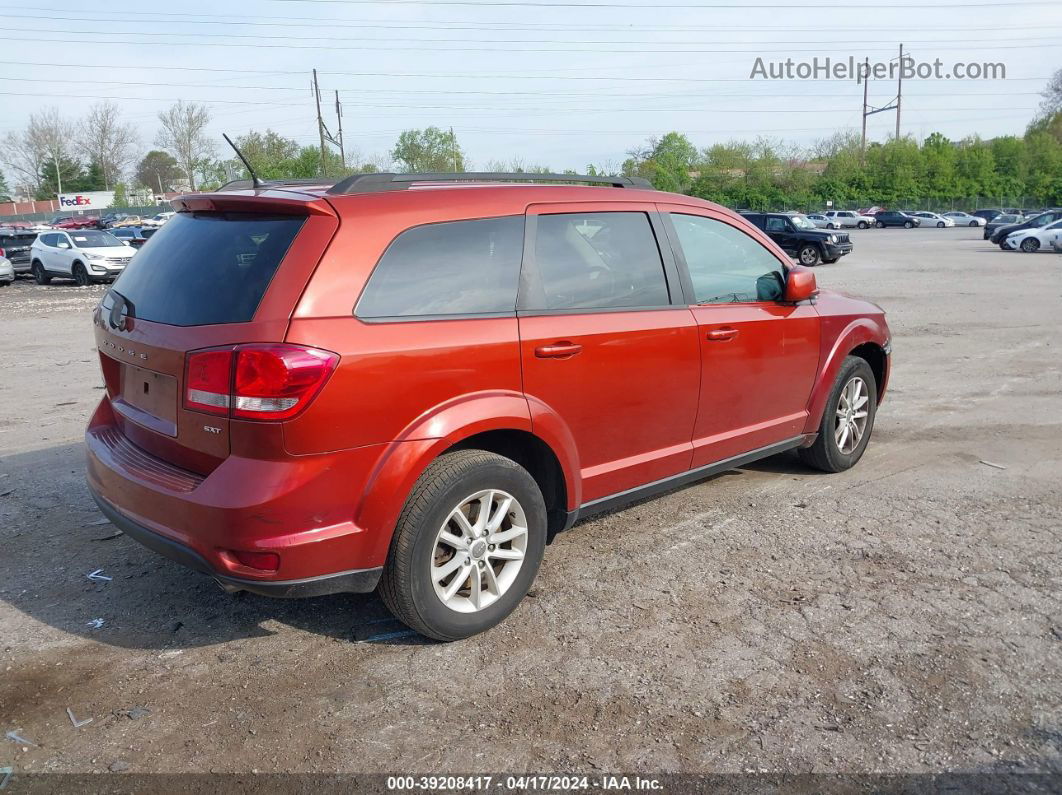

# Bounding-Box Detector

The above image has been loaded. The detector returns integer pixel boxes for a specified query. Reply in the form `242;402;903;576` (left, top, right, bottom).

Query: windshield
789;215;816;230
70;231;124;248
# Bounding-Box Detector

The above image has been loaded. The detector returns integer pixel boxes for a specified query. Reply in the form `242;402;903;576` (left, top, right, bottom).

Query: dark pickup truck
740;212;853;266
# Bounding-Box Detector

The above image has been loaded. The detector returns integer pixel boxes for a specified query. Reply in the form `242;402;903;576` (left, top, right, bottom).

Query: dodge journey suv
86;173;891;640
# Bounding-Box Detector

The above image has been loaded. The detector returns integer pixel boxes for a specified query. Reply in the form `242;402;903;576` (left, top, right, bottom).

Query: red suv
86;173;890;640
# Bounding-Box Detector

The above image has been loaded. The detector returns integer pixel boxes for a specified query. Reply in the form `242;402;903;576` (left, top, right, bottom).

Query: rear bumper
85;398;394;593
91;490;381;597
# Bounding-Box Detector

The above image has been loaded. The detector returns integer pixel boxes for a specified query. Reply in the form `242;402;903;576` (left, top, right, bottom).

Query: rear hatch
93;192;338;474
0;231;37;265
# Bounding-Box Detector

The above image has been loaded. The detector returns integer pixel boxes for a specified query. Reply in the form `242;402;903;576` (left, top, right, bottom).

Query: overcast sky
1;0;1059;173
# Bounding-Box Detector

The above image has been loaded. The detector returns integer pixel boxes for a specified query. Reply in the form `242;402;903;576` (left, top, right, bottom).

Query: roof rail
216;177;331;192
327;171;652;195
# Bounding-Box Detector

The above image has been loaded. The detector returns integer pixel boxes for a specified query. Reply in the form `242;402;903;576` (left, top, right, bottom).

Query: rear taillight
183;344;338;422
185;349;232;416
0;248;5;257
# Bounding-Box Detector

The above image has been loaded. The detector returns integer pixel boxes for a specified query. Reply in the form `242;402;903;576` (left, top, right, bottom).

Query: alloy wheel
834;376;869;455
431;489;528;614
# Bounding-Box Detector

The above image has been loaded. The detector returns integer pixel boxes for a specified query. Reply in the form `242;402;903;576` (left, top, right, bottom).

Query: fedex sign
57;191;115;211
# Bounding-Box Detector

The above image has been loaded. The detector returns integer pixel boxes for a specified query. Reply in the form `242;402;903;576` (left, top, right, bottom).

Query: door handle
706;327;739;342
535;342;583;359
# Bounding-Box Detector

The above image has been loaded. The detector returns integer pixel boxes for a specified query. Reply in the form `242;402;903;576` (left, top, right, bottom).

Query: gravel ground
0;228;1060;784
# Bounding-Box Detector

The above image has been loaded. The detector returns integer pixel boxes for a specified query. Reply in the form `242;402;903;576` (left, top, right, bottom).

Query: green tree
391;127;464;172
38;155;85;198
622;132;699;193
231;129;301;180
921;133;958;200
135;150;183;193
0;170;10;201
110;183;130;208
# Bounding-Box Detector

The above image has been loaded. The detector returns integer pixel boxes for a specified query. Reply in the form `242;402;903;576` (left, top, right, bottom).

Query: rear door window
109;212;305;326
356;216;524;319
523;212;670;311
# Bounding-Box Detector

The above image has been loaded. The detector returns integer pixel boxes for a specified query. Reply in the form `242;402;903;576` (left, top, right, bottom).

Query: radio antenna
223;133;262;189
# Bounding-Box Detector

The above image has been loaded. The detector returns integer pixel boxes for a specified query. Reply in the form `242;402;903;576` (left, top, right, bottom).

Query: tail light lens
183;344;338;422
185;349;232;416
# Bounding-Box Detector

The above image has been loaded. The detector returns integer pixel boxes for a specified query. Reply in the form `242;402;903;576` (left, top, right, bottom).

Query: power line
0;90;1036;116
0;60;1050;84
5;30;1058;53
0;76;1042;100
272;0;1053;7
6;10;1061;44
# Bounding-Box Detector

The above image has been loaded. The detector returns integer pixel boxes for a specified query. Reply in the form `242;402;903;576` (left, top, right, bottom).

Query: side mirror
785;266;818;302
58;241;70;249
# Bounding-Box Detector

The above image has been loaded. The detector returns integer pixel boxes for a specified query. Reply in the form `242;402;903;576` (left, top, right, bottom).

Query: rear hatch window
108;212;305;326
1;232;37;262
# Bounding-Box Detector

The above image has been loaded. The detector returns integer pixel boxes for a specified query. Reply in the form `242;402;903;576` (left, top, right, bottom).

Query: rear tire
73;262;90;287
31;261;51;285
379;449;547;641
798;356;878;473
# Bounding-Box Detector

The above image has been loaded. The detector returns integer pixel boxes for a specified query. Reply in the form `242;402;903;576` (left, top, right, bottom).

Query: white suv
824;210;874;229
30;229;135;286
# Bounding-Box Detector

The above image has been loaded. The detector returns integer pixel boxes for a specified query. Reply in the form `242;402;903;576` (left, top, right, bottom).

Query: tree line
2;69;1059;209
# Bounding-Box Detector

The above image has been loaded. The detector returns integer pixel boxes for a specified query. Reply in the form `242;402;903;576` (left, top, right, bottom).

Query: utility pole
313;69;326;176
860;57;869;162
895;43;904;139
861;49;901;153
449;126;458;172
335;90;345;169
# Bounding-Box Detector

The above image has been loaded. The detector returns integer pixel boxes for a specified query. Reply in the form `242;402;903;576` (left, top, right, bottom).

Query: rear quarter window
356;216;524;319
109;212;305;326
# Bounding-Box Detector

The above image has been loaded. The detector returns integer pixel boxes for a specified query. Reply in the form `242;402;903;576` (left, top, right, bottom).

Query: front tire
936;221;945;228
798;356;878;473
72;262;90;287
798;244;821;266
379;450;547;641
857;221;868;229
31;261;51;285
1020;238;1040;253
970;221;979;227
904;221;914;229
876;221;885;229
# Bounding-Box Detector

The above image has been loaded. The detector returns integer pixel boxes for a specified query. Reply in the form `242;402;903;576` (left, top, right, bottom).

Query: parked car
941;211;986;227
85;173;891;640
111;215;144;228
109;226;156;249
824;210;874;229
1002;219;1062;252
805;213;832;228
0;227;39;274
983;213;1024;240
740;212;852;265
908;212;954;228
972;209;1003;222
874;211;921;228
0;255;13;286
49;215;98;229
30;229;135;285
142;211;174;227
989;209;1062;247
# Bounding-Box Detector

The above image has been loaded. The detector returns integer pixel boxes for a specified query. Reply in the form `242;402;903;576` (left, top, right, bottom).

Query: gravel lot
1;228;1060;782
